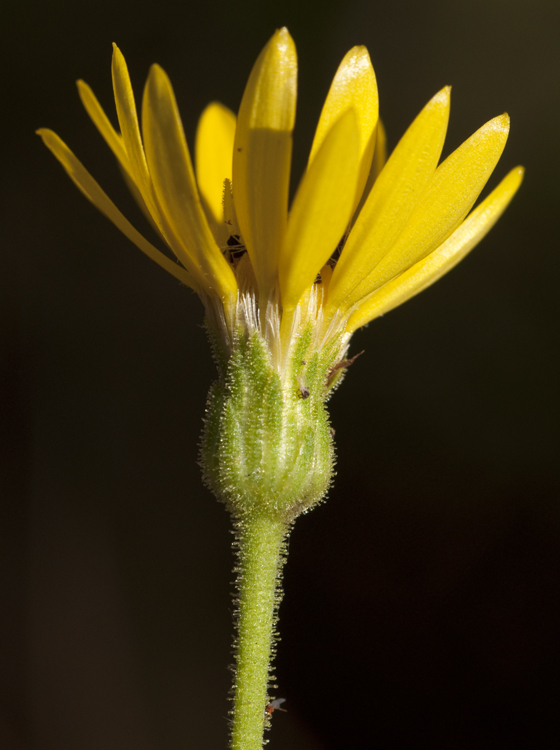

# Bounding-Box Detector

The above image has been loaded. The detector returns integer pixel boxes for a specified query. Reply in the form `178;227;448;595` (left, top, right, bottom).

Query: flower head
38;29;523;518
38;28;522;358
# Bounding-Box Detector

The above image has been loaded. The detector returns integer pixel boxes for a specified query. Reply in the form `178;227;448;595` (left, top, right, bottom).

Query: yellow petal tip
111;43;127;65
432;85;451;105
495;113;510;131
347;45;371;61
145;64;169;95
36;127;56;142
509;165;525;188
271;27;296;55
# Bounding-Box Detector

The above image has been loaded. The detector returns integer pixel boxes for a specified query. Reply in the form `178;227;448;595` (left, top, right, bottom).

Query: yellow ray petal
350;119;387;228
371;119;387;183
36;128;196;289
142;64;237;301
77;79;128;167
195;102;236;225
232;27;297;300
349;113;511;305
361;119;387;203
309;46;378;206
117;160;167;239
347;166;524;332
112;45;214;276
223;178;241;237
78;78;161;236
111;45;155;208
327;87;451;314
279;109;361;310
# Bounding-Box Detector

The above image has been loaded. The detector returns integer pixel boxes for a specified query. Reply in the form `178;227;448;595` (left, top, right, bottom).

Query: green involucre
200;325;339;521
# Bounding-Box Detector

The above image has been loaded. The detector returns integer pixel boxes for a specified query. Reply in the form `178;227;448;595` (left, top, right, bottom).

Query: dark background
2;0;559;748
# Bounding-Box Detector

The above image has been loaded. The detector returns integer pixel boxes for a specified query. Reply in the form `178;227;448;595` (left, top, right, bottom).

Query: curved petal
111;45;155;212
370;119;387;184
309;46;378;207
195;102;236;226
357;119;387;207
350;118;387;230
77;79;128;168
279;109;361;310
327;86;451;314
142;64;237;301
233;27;297;300
348;113;510;305
78;78;161;236
347;165;524;331
36;129;196;289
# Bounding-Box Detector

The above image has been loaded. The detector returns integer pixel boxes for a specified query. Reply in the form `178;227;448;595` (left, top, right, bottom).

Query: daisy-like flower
37;27;523;512
38;28;523;750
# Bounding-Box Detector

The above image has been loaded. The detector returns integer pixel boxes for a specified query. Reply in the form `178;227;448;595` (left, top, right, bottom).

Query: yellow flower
37;34;526;745
38;28;523;356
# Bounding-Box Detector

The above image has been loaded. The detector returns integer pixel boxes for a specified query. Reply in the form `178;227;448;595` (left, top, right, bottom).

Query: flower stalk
231;513;288;750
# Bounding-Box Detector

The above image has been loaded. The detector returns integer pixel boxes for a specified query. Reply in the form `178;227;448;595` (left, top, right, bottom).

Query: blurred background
1;0;559;747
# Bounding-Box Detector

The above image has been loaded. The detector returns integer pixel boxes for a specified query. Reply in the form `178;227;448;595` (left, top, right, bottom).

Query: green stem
231;513;288;750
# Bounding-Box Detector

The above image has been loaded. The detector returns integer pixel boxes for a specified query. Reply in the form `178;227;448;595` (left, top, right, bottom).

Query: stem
231;513;288;750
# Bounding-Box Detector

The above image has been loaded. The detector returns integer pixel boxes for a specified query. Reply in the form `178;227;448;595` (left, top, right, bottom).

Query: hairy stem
231;513;288;750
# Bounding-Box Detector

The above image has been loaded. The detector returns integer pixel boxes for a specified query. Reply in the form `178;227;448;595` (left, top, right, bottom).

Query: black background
2;0;559;748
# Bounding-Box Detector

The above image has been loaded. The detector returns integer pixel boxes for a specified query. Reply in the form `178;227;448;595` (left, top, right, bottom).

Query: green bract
201;323;341;521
